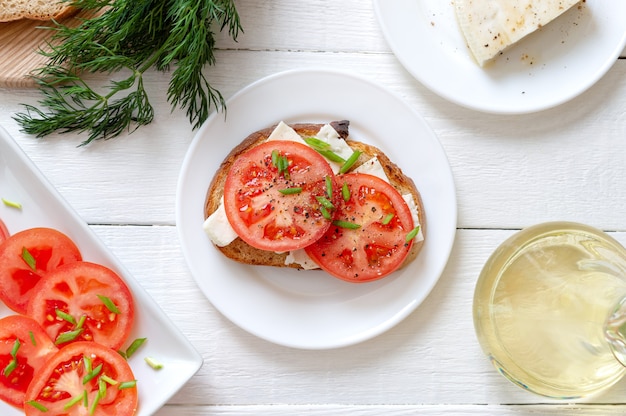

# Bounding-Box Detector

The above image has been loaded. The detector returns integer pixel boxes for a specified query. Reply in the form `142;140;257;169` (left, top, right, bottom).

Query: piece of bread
0;0;77;22
204;121;426;269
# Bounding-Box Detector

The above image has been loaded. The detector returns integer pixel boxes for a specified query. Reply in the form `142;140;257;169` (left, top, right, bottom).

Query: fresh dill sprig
13;0;241;146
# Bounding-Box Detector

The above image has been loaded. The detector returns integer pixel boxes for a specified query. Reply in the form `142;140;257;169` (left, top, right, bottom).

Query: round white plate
374;0;626;114
176;69;457;349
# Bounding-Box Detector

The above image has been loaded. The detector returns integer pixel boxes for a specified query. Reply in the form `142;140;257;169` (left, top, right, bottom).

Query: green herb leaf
125;338;147;359
278;187;302;195
332;220;361;230
144;356;163;370
339;150;362;174
26;401;48;412
13;0;242;145
21;247;36;271
97;294;120;314
1;198;22;209
406;225;421;242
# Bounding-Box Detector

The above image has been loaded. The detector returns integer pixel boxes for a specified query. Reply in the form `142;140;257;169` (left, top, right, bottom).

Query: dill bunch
13;0;241;145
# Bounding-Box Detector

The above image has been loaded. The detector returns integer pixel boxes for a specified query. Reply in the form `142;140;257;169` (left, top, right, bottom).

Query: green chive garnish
325;176;333;198
29;331;36;346
64;391;85;410
89;388;101;415
332;220;361;230
303;137;331;150
339;150;362;174
97;295;120;314
319;205;331;220
4;339;20;377
76;315;86;329
21;247;36;270
278;187;302;195
342;182;350;201
2;198;22;209
83;364;103;385
406;225;421;242
271;149;279;167
55;309;76;325
118;380;137;390
382;213;394;225
26;401;48;412
125;338;147;359
316;150;346;163
316;196;335;210
55;328;84;345
144;356;163;370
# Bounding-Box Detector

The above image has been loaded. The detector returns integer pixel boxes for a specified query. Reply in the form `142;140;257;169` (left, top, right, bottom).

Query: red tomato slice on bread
305;173;415;282
24;341;137;416
26;261;135;350
0;228;82;314
223;140;337;252
0;315;58;408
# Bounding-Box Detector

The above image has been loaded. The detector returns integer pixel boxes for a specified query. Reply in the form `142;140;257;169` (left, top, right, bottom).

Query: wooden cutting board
0;10;94;88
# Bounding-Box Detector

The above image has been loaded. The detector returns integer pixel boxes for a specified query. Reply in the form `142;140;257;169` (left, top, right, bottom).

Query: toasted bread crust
204;121;425;269
0;1;78;22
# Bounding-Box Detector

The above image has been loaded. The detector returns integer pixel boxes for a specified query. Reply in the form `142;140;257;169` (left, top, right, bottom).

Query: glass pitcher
474;221;626;399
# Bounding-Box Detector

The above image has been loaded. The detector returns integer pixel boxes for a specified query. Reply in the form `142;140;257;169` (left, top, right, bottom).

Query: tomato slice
26;262;135;350
0;219;9;243
0;315;58;408
24;341;137;416
223;140;337;252
0;228;82;314
305;173;415;282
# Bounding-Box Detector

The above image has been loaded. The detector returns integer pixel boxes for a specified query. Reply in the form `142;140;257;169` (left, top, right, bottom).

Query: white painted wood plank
2;54;624;230
91;225;626;407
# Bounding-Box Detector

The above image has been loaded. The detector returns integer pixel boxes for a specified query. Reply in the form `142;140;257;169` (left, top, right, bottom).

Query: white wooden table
1;1;626;414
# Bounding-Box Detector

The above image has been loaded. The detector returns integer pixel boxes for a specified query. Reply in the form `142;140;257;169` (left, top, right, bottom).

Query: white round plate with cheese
374;0;626;114
176;69;457;350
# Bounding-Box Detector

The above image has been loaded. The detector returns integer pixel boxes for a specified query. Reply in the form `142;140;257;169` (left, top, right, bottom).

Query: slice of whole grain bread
204;121;425;269
0;0;77;22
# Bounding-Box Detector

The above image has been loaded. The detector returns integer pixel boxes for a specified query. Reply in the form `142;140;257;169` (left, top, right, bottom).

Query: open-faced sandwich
202;120;425;283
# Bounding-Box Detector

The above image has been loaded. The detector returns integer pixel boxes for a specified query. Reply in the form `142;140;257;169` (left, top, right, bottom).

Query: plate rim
176;68;457;349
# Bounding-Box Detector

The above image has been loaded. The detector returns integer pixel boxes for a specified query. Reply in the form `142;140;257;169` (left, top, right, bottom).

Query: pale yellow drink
474;222;626;398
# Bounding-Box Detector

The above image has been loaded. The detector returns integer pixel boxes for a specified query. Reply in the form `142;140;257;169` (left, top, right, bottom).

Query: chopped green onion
316;149;346;163
303;137;331;150
2;198;22;209
55;328;84;345
332;220;361;230
26;401;48;412
3;339;20;377
144;356;163;370
97;295;120;314
55;309;76;325
89;388;101;416
325;176;333;198
339;150;362;174
83;364;103;385
63;391;85;410
271;150;291;180
319;205;331;220
21;247;36;270
3;359;17;377
29;331;36;346
118;380;137;390
405;225;421;242
125;338;147;359
101;374;118;385
316;196;335;210
278;187;302;195
98;377;107;398
382;213;395;225
342;182;350;202
83;355;93;374
76;315;86;329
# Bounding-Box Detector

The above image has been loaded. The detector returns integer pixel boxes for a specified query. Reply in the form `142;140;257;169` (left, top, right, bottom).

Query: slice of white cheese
202;196;239;247
454;0;580;66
